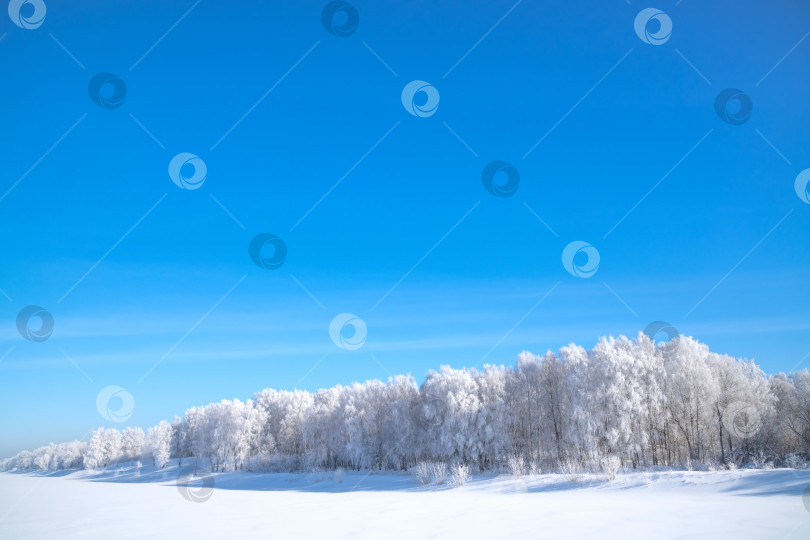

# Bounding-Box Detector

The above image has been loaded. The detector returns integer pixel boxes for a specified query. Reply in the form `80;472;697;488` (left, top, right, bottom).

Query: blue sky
1;0;809;455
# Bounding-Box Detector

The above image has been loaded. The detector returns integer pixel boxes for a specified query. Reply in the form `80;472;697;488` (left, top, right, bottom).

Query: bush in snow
600;456;622;481
310;466;327;483
245;453;274;473
412;462;432;485
784;454;807;469
449;463;471;487
507;455;526;477
430;462;447;484
411;461;447;485
262;454;301;473
332;467;345;483
559;457;582;482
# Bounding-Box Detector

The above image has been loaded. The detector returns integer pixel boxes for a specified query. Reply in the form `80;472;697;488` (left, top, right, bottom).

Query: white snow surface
1;463;809;539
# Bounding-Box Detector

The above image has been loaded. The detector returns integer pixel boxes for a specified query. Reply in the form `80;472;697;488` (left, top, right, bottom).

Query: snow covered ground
1;464;809;539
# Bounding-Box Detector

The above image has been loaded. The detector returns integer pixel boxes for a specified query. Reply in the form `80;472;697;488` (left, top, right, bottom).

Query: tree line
3;334;809;474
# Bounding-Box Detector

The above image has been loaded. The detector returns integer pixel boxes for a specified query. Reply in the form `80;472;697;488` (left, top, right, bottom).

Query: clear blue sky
1;0;809;456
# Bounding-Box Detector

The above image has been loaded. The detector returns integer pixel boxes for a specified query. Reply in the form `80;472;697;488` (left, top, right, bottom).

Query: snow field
1;466;809;539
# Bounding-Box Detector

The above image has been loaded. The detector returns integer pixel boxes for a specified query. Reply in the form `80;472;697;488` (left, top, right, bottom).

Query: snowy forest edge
4;332;810;480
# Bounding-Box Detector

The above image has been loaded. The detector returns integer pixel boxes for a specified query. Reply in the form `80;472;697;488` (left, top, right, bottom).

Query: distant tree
147;421;173;468
121;427;145;463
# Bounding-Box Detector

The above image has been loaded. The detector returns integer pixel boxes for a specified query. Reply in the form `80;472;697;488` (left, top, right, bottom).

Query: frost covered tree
83;428;117;469
121;427;145;463
770;371;810;452
147;420;173;468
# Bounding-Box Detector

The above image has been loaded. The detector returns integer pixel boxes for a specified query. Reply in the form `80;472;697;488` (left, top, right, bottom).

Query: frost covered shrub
268;454;300;473
600;456;621;481
507;456;526;477
528;460;542;476
411;462;447;485
332;468;345;483
245;453;274;473
430;462;447;484
311;466;327;483
784;454;807;469
449;463;471;487
559;457;582;482
412;462;432;485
